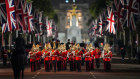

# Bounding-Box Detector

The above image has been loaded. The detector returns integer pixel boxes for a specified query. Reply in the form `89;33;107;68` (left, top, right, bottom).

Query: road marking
90;72;96;79
32;72;41;78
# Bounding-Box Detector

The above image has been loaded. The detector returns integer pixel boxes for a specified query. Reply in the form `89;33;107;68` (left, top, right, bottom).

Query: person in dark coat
1;47;8;66
66;39;70;50
11;33;26;79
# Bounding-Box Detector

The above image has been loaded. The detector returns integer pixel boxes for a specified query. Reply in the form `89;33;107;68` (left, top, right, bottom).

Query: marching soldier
88;44;95;70
62;45;68;70
75;44;83;72
93;47;101;68
43;43;51;72
83;48;91;71
36;44;41;69
57;46;62;71
67;47;74;71
51;43;58;72
29;44;36;72
102;44;112;71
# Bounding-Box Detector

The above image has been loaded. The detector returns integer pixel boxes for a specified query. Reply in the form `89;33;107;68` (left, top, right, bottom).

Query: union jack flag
27;2;34;32
39;12;43;32
113;0;124;30
99;15;103;35
106;9;116;34
46;17;52;37
0;0;7;25
123;0;139;30
21;0;28;32
2;0;16;33
92;19;97;36
15;0;24;31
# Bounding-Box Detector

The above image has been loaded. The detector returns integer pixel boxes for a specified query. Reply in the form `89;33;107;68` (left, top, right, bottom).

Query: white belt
53;55;57;56
45;56;50;57
85;56;90;57
104;57;110;58
76;56;81;57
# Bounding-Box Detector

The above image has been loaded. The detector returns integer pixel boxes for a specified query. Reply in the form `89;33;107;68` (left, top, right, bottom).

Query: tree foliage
89;0;113;19
27;0;58;23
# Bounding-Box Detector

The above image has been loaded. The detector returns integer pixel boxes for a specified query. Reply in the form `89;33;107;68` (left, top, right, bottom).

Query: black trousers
69;61;73;71
45;61;50;72
57;61;61;71
53;60;57;72
82;57;85;66
76;60;81;72
85;61;91;71
104;61;111;71
73;60;76;71
3;58;7;66
31;62;36;72
91;59;94;70
63;60;67;70
95;58;100;68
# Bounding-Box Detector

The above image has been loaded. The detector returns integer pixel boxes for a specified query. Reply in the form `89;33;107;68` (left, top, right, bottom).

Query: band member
29;44;36;72
62;45;68;70
51;43;58;72
36;44;41;69
93;47;101;68
73;46;77;71
102;44;112;71
75;44;83;72
57;47;62;71
67;47;74;71
43;44;51;72
83;48;91;71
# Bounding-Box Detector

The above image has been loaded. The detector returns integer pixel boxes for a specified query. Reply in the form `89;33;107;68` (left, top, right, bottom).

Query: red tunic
57;51;62;61
93;49;101;59
52;50;58;61
62;50;67;61
30;51;36;62
103;51;112;61
75;50;83;61
90;51;94;60
68;52;74;61
44;51;51;61
84;51;91;61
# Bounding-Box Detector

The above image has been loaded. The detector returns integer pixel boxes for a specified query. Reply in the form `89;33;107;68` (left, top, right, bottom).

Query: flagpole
2;33;4;47
9;32;12;50
30;34;31;44
16;30;18;38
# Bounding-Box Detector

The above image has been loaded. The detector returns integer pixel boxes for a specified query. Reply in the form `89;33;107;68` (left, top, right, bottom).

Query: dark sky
51;0;95;9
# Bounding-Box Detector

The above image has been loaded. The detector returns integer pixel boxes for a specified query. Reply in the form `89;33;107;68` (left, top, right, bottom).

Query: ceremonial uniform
90;50;95;70
93;48;101;68
52;50;58;72
67;50;74;71
44;51;51;72
36;51;41;69
29;51;36;72
57;50;62;71
84;51;92;71
62;50;68;70
75;50;83;72
103;50;112;71
73;50;77;71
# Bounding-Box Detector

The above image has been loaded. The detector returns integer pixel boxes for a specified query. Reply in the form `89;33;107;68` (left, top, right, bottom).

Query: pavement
0;56;140;79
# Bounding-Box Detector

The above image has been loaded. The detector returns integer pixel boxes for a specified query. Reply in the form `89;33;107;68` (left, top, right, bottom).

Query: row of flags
88;0;140;37
0;0;57;37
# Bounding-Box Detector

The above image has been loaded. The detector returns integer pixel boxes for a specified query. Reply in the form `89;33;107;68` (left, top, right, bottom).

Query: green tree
29;0;58;23
89;0;112;19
